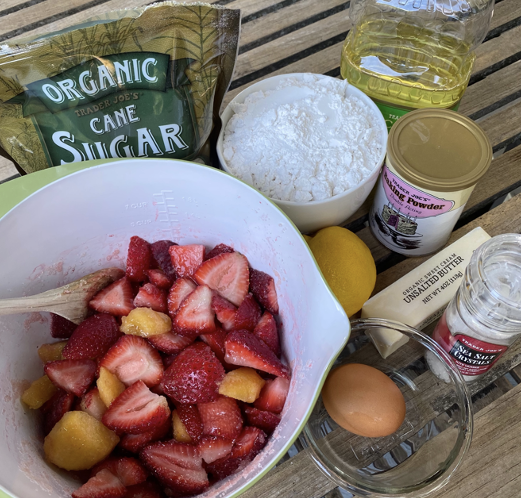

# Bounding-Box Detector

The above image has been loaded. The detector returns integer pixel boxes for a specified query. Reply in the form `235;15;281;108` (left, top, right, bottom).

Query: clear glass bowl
302;318;473;497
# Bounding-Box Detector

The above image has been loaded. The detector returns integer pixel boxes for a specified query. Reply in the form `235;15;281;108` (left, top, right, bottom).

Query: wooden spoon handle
0;294;70;316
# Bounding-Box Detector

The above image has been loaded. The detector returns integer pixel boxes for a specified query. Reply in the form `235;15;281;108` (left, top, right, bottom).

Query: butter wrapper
362;227;491;358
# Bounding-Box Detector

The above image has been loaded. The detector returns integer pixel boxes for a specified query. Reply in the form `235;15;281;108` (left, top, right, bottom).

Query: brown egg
321;363;406;438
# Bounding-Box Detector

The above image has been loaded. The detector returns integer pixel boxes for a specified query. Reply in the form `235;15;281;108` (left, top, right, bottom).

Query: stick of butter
361;227;491;359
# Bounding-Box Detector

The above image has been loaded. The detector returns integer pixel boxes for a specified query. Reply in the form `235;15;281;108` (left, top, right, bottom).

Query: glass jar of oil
340;0;495;130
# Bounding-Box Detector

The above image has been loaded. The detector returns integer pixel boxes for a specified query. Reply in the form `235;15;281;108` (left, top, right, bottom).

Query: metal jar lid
387;109;492;192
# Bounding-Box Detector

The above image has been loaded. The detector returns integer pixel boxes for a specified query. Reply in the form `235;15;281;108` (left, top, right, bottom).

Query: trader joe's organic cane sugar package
0;2;240;173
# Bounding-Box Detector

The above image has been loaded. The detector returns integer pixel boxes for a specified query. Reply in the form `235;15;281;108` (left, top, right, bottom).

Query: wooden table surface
1;0;521;497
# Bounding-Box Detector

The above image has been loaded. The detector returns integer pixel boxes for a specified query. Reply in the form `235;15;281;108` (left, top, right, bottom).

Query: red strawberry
50;313;76;339
147;331;193;354
224;330;290;379
100;335;164;387
72;469;126;498
194;252;249;307
200;327;228;364
125;481;163;498
197;436;233;464
206;427;267;480
198;395;243;440
167;278;196;318
90;277;135;316
172;285;216;338
44;359;96;396
233;293;262;331
62;313;120;360
168;244;205;278
211;295;237;331
177;404;203;443
102;380;170;435
41;390;75;435
254;376;290;413
119;416;171;453
134;283;168;313
145;269;172;289
127;236;152;282
244;406;281;434
161;342;224;404
205;243;234;261
80;387;107;421
253;311;280;357
249;268;279;315
150;240;177;281
92;457;148;486
140;441;209;495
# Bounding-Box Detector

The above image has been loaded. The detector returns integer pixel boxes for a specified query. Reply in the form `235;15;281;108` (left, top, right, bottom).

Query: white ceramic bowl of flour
217;73;388;233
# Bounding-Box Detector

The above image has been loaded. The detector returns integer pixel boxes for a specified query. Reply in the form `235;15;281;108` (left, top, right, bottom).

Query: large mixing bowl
0;159;350;498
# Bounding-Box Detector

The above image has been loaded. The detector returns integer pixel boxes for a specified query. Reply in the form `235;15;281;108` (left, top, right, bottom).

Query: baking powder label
382;166;454;218
433;316;508;376
370;162;472;256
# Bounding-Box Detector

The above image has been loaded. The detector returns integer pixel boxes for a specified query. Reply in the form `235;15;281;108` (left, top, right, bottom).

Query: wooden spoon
0;268;125;324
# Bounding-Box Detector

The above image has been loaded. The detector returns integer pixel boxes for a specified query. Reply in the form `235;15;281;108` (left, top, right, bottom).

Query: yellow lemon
308;226;376;316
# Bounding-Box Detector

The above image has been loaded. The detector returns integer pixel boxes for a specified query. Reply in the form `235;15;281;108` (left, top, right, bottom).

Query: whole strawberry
161;342;225;404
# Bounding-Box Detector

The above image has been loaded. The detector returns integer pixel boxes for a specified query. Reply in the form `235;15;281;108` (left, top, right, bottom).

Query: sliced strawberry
211;294;237;331
205;243;234;261
194;252;249;307
62;313;120;360
197;436;233;464
225;330;290;379
168;244;205;279
126;236;152;282
102;380;170;435
72;469;126;498
101;335;164;387
125;481;163;498
198;395;243;441
177;405;203;443
90;277;135;316
44;358;96;396
41;389;75;435
206;427;267;480
119;416;171;453
161;342;224;404
134;283;168;313
92;457;147;487
140;441;209;495
253;311;280;357
167;278;197;318
150;240;177;281
147;331;193;354
244;406;281;434
249;268;279;315
254;376;290;413
172;285;216;338
145;269;172;289
200;327;228;364
233;293;262;331
80;387;107;421
50;313;77;339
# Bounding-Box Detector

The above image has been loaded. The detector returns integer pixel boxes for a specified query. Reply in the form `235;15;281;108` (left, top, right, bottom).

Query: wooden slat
430;384;521;498
489;0;521;32
0;0;36;12
0;158;18;183
239;0;348;48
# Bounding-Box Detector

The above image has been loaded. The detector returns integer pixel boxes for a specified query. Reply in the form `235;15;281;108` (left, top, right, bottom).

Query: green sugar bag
0;2;240;173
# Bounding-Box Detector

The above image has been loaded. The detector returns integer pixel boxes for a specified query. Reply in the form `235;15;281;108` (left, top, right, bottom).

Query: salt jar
432;234;521;382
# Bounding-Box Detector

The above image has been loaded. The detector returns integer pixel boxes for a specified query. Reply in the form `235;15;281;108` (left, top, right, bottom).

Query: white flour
222;74;383;203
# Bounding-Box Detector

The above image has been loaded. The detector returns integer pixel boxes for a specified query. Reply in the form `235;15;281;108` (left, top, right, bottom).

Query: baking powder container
369;109;492;256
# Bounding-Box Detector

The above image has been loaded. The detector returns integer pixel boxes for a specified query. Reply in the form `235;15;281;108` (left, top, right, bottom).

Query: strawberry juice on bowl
0;158;350;498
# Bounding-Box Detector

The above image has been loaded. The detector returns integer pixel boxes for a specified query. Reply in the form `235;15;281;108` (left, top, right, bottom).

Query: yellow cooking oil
340;17;475;127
